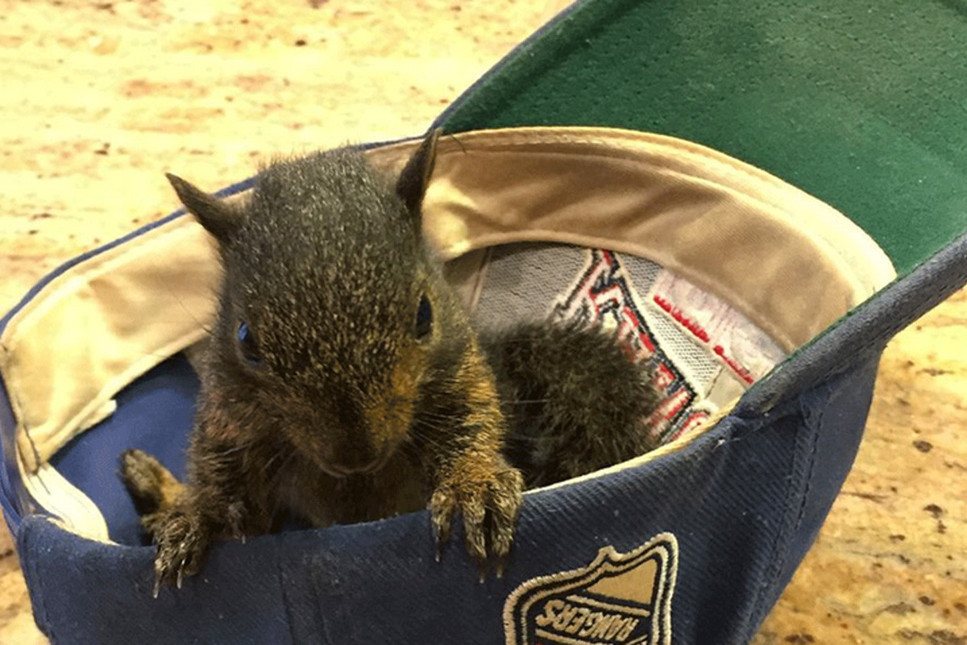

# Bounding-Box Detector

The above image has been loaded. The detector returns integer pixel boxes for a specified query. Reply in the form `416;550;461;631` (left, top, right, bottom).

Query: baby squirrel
480;321;660;489
121;130;660;593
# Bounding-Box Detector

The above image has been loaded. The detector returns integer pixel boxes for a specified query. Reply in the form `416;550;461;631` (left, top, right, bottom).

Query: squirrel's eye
236;321;262;365
415;294;433;340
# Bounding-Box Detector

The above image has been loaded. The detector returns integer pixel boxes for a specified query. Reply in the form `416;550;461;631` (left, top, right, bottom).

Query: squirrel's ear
395;128;441;223
166;173;244;243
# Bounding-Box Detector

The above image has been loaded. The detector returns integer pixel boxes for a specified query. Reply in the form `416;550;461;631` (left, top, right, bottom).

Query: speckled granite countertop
1;1;964;642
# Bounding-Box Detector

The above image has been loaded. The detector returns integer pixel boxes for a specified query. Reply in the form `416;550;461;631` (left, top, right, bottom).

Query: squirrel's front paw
430;460;524;579
151;506;211;597
119;449;186;537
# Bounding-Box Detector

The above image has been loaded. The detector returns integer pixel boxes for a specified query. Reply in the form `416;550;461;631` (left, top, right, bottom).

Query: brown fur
121;131;524;593
121;133;662;594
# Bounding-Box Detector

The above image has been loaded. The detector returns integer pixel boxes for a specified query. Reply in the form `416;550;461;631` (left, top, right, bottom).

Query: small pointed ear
166;173;244;243
395;128;441;221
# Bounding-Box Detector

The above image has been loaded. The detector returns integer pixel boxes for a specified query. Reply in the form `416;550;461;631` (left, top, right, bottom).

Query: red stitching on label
652;294;711;342
653;293;758;385
713;344;756;385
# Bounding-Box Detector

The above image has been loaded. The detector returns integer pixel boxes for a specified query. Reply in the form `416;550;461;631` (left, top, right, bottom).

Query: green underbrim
441;0;967;276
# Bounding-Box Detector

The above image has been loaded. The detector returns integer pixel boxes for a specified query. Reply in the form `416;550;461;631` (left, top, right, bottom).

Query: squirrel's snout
318;438;393;478
324;454;386;477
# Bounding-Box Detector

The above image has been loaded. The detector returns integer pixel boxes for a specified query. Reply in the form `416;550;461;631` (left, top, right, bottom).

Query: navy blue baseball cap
3;1;966;643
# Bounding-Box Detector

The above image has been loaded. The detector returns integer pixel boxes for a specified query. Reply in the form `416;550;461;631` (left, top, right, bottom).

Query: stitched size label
504;533;678;645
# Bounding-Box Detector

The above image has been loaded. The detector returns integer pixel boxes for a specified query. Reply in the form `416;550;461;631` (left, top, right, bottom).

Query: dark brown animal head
168;131;465;477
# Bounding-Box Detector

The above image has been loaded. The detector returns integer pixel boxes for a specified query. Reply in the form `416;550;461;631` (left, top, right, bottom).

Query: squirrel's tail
480;321;662;489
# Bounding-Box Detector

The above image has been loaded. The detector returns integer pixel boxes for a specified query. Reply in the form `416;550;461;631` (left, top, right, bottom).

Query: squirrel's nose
325;444;390;477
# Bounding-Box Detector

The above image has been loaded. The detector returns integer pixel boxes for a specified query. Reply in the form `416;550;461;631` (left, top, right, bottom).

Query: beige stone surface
0;1;963;642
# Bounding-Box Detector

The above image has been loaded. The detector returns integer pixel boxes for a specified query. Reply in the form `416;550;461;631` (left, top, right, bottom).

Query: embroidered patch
504;533;679;645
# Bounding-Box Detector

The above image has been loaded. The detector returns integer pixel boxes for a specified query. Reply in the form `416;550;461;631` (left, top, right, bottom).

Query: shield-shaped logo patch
503;533;678;645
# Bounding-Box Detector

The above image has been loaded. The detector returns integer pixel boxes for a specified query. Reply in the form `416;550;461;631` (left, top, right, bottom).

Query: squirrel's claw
150;506;209;596
430;486;457;561
460;486;489;565
120;449;220;595
487;467;524;572
430;461;524;578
